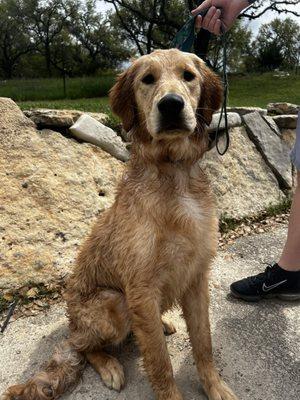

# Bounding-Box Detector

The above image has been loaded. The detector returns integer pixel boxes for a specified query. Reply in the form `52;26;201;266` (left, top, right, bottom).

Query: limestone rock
243;112;292;189
69;114;130;162
0;97;124;291
227;107;267;116
272;114;298;130
281;129;296;149
262;115;281;136
267;102;299;115
119;128;130;142
23;108;108;129
203;126;284;219
208;112;241;132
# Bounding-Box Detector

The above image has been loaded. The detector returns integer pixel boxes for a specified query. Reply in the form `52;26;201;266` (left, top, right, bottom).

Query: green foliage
257;18;300;69
208;20;252;72
107;0;188;55
69;0;131;73
0;0;34;78
0;0;130;79
255;18;300;71
0;0;299;78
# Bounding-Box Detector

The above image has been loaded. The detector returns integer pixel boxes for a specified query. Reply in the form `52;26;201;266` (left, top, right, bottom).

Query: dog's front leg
127;288;183;400
181;272;238;400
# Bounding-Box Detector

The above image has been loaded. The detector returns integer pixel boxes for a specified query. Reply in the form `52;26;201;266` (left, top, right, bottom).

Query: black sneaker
230;262;300;302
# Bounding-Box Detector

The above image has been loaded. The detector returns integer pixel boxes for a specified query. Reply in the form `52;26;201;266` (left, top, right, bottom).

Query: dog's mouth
157;117;191;135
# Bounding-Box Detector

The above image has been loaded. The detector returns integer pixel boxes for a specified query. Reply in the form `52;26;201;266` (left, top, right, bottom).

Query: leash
0;299;18;334
170;7;230;156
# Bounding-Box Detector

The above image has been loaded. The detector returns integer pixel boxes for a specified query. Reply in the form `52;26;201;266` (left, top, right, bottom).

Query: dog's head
110;49;222;160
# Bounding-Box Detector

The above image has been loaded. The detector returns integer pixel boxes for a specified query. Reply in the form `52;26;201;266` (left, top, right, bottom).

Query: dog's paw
206;380;238;400
98;356;125;392
162;320;177;336
157;388;184;400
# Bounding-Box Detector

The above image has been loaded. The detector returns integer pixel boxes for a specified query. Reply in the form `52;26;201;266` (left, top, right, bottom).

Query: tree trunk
1;59;14;79
45;42;52;77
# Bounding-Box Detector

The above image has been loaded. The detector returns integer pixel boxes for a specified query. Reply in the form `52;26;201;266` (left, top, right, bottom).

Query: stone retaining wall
0;98;298;292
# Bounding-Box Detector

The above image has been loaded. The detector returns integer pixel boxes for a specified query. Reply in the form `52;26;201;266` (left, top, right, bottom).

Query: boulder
227;106;267;116
262;115;281;137
267;102;299;115
272;114;298;130
69;114;129;162
281;129;296;149
119;128;130;142
243;112;292;189
208;112;241;132
23;108;108;129
203;126;284;219
0;98;124;291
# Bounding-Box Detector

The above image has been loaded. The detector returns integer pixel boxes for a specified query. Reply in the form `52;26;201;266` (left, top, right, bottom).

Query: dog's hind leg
67;289;131;392
2;290;131;399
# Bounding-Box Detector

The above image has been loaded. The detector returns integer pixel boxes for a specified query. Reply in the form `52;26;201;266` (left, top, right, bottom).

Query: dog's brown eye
142;74;155;84
183;70;195;82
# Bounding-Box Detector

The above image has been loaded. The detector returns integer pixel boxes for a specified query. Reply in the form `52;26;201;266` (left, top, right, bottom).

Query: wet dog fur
2;49;238;400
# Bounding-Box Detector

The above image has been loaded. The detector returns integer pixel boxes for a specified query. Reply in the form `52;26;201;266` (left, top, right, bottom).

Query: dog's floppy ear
109;66;137;132
196;60;223;127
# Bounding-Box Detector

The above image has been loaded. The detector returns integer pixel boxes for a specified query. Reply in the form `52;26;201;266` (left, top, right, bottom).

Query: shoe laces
249;263;275;286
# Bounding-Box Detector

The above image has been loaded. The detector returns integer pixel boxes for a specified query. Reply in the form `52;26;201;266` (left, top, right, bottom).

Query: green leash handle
170;8;210;52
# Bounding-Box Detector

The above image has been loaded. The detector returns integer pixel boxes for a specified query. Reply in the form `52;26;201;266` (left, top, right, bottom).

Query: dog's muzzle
157;93;187;132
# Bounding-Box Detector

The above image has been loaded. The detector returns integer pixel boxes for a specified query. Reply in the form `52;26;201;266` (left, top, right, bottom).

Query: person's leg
278;171;300;271
230;112;300;301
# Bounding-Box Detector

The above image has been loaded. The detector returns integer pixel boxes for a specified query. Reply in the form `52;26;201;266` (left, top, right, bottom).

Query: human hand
192;0;250;35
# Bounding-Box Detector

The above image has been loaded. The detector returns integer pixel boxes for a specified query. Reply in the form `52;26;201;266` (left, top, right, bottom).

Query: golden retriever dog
3;49;237;400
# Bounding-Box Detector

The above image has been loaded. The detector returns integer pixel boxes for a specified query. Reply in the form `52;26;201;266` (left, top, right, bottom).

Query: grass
18;96;110;112
18;97;121;131
11;72;299;116
0;75;115;101
228;72;300;108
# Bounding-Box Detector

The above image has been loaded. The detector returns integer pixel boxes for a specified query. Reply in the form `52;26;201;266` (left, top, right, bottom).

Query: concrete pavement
1;225;299;400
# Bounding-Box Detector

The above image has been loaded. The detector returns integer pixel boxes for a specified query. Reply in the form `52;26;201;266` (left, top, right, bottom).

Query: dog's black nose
157;94;184;117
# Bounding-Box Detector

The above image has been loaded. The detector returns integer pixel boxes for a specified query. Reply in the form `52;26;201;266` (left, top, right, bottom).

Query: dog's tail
2;340;86;400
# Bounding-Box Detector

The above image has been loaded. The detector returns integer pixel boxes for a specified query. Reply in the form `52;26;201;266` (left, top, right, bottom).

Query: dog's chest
179;195;205;223
151;191;212;273
157;193;214;307
127;182;217;306
162;194;209;262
